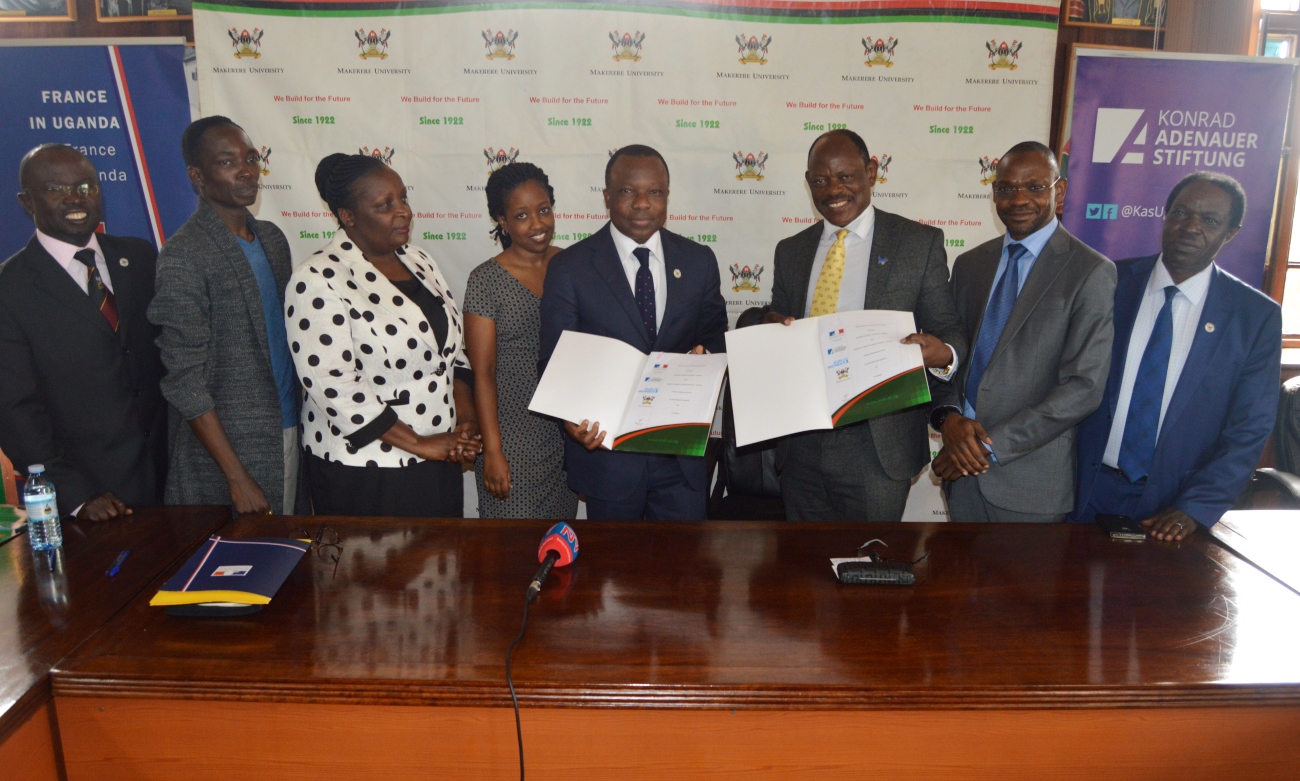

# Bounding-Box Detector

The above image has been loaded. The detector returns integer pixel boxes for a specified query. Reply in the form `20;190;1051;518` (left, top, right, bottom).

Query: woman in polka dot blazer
285;153;481;517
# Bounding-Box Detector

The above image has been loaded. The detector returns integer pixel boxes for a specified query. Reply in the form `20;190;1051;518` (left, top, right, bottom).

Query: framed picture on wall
96;0;192;22
0;0;75;22
1062;0;1163;30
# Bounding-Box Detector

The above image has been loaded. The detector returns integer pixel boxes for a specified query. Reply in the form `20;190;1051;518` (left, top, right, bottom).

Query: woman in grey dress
464;163;578;518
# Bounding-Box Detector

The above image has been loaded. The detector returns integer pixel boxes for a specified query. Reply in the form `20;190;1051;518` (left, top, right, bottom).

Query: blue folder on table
151;536;309;607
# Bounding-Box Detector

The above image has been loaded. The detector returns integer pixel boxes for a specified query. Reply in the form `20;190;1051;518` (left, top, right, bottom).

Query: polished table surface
0;506;228;740
51;513;1300;710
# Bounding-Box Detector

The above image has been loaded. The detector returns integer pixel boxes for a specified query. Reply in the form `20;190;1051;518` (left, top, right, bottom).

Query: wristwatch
929;405;962;432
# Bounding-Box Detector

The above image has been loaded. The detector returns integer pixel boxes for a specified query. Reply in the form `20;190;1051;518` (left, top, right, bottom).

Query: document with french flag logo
530;331;728;456
150;536;310;607
726;310;930;447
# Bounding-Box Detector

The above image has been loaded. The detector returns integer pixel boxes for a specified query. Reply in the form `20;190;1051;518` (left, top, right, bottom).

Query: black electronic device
1097;513;1146;541
835;560;916;586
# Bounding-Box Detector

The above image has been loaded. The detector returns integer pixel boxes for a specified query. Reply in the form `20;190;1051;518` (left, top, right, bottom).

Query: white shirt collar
37;229;102;271
821;205;875;243
1149;253;1213;307
609;223;665;263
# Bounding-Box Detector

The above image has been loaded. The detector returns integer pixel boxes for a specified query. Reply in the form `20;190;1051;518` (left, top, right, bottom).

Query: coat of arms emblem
872;154;892;184
986;39;1022;70
360;147;396;165
356;28;392;60
258;146;272;176
978;156;1000;185
735;34;771;65
610;30;645;62
862;36;898;67
484;147;521;172
228;28;263;59
729;264;764;293
482;29;518;60
733;151;768;181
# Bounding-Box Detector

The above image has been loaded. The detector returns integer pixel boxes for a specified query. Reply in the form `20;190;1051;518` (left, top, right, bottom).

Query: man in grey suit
149;116;304;515
763;129;966;521
930;141;1115;522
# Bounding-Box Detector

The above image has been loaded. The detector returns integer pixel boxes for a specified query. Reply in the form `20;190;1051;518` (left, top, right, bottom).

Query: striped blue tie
1117;286;1179;482
965;243;1027;413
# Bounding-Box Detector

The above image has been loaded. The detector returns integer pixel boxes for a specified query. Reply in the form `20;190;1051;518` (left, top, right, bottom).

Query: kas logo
258;146;272;176
610;30;645;61
729;263;764;292
872;153;892;184
228;28;263;59
862;36;898;67
484;147;520;172
483;29;518;60
978;155;1000;185
1086;203;1119;220
360;146;396;164
733;150;768;180
736;34;771;65
986;39;1021;70
1092;108;1148;164
356;28;391;60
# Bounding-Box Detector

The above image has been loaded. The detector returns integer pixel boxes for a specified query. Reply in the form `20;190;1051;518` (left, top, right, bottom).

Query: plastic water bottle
23;465;62;551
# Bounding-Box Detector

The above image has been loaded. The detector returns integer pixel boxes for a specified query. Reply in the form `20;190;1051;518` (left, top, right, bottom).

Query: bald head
19;144;91;191
17;143;103;247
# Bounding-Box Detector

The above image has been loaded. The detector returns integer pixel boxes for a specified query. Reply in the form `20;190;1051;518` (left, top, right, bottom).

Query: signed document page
818;310;930;428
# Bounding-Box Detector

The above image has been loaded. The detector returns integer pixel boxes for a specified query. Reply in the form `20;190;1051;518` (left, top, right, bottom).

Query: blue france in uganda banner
0;41;195;258
1062;51;1295;289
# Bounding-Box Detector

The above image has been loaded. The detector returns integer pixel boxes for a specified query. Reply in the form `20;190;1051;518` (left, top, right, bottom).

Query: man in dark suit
931;141;1115;522
0;144;166;519
1073;172;1280;541
762;129;966;521
539;145;728;520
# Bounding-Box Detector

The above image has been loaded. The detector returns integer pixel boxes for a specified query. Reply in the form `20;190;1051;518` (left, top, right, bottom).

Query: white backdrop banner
193;0;1059;520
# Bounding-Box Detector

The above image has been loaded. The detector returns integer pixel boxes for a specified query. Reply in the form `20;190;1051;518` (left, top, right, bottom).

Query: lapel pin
877;256;888;265
118;257;129;267
673;268;682;278
1205;322;1215;333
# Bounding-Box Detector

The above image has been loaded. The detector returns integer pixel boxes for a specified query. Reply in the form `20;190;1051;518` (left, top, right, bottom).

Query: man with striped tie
1072;172;1280;540
0;144;166;519
763;129;966;521
930;141;1115;522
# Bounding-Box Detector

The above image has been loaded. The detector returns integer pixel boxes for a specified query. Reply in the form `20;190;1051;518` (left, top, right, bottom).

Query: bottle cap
27;464;44;474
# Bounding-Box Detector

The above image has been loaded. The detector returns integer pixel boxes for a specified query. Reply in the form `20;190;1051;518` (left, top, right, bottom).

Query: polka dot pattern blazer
284;235;468;467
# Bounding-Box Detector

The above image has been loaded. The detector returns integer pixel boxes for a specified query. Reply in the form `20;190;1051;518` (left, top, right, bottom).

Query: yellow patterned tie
809;229;850;317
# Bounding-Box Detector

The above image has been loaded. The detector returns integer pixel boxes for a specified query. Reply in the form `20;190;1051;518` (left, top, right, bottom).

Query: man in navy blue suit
539;145;728;520
1073;171;1281;541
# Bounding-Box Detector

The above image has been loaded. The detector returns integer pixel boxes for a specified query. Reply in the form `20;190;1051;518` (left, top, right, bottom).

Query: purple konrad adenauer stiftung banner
1062;49;1296;289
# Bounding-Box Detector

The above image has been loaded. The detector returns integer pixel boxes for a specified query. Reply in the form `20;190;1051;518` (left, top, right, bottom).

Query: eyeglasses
294;525;343;579
992;179;1059;199
39;183;101;197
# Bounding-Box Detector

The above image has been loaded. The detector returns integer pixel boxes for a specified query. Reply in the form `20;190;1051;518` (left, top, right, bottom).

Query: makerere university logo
872;153;892;184
258;146;272;176
485;147;520;172
360;146;396;164
862;36;898;67
483;29;518;60
356;28;391;60
609;30;645;61
733;150;768;180
978;156;999;185
986;39;1021;70
729;263;764;293
229;28;263;59
735;34;771;65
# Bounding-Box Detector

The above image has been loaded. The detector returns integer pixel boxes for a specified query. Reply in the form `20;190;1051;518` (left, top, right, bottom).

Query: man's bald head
18;144;90;192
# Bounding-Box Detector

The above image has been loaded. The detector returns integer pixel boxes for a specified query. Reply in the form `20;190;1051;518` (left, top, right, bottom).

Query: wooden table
46;514;1300;779
0;506;229;781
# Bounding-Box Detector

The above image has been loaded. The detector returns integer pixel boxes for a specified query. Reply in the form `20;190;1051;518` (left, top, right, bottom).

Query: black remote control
836;560;915;585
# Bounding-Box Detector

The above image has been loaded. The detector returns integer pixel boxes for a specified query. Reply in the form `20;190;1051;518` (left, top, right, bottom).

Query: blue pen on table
106;550;130;577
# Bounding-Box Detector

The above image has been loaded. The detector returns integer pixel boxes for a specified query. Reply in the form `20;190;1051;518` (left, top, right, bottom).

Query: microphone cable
505;595;531;781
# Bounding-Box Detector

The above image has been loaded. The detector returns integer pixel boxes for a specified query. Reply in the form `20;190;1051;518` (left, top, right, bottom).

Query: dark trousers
584;456;707;520
777;427;910;521
306;456;463;518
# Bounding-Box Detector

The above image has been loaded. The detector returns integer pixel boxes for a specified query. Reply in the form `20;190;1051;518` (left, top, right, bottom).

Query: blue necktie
965;243;1027;413
633;246;656;343
1117;285;1179;482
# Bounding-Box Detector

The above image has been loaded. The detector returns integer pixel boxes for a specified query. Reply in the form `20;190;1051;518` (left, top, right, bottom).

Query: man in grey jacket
930;141;1116;522
149;116;303;515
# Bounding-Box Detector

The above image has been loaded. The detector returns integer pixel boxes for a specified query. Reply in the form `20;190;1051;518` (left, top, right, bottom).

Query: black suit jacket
0;234;166;514
539;224;729;501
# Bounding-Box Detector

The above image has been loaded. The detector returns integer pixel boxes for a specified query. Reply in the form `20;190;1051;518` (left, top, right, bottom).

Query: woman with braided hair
463;162;578;518
285;152;481;517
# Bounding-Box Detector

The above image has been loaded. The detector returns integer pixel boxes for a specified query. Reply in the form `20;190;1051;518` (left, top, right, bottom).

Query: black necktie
633;246;656;343
73;248;119;332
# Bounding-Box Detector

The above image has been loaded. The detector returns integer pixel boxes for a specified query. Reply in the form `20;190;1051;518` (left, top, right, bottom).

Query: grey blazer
148;201;303;512
768;209;967;481
935;224;1116;514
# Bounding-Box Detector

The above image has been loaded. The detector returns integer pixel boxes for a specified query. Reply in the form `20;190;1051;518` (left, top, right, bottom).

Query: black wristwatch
929;405;962;432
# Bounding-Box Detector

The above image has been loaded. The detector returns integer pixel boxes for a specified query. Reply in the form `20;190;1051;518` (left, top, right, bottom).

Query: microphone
526;522;579;603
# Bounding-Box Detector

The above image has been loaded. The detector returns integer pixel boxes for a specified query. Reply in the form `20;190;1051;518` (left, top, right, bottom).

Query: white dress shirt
37;230;114;295
1102;257;1213;468
609;224;666;331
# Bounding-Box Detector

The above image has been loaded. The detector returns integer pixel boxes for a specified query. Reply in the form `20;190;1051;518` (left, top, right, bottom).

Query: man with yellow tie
762;129;966;521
